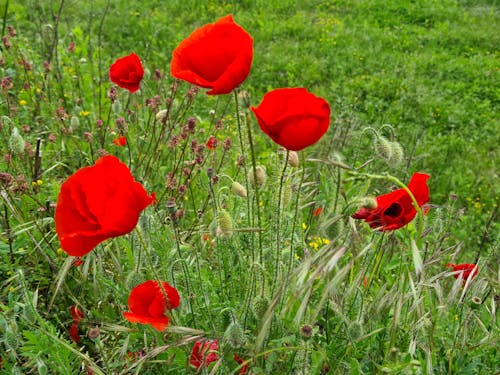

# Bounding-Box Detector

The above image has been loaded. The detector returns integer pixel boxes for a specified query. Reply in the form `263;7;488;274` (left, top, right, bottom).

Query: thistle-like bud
231;181;247;198
287;151;299;167
217;209;233;237
9;127;25;155
387;141;404;167
300;324;314;340
248;166;266;188
374;136;392;161
252;296;269;320
224;321;246;348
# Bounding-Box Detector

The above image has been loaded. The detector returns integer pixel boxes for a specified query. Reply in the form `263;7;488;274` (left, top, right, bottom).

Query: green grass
0;0;498;374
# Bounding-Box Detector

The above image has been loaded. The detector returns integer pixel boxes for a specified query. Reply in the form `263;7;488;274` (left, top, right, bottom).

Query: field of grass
0;0;498;374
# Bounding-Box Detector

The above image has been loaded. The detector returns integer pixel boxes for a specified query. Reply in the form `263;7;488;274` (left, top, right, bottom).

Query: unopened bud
387;141;404;167
287;151;299;167
361;196;377;210
217;209;233;237
70;116;80;129
111;100;122;114
374;136;392;161
231;181;247;198
252;296;269;320
248;166;266;188
9;127;25;154
224;321;246;348
156;109;168;122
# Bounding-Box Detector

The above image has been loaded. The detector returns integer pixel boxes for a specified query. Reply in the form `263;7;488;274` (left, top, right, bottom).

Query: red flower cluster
189;339;219;369
352;173;430;231
251;88;331;151
69;305;84;343
171;15;253;95
55;155;155;257
447;263;478;283
109;52;144;93
123;280;180;332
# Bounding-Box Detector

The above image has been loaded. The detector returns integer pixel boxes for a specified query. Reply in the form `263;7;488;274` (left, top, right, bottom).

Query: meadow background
0;0;498;374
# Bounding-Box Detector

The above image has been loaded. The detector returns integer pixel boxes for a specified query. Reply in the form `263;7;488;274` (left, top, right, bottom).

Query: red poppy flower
189;339;219;369
55;155;156;257
109;52;144;93
447;263;478;282
206;136;218;150
234;354;249;374
123;280;180;332
112;136;127;146
171;15;253;95
352;173;430;231
251;88;331;151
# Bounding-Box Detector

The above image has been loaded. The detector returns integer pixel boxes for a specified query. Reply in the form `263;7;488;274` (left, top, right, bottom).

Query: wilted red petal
251;88;330;151
234;354;249;374
190;340;219;369
171;15;253;95
313;207;323;217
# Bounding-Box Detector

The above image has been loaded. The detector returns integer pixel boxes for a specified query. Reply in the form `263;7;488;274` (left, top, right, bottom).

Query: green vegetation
1;0;498;374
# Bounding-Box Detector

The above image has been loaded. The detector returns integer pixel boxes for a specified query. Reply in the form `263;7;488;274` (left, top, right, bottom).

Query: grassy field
0;0;498;374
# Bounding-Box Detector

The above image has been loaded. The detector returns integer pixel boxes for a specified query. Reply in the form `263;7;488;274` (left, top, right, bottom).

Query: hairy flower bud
252;296;269;320
9;127;25;155
374;136;392;161
217;209;233;237
387;141;404;167
231;181;247;198
248;166;266;188
224;322;246;348
287;151;299;167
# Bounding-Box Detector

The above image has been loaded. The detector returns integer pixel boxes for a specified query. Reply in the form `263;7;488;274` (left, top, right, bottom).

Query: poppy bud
217;209;233;237
360;197;377;210
374;136;392;161
248;166;266;188
156;109;168;122
70;116;80;129
252;296;269;320
231;181;247;198
224;321;246;348
388;141;404;167
288;151;300;167
36;359;48;375
9;127;25;155
112;100;122;114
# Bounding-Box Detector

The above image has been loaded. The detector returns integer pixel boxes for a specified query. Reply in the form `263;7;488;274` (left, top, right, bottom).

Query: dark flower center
383;203;402;218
